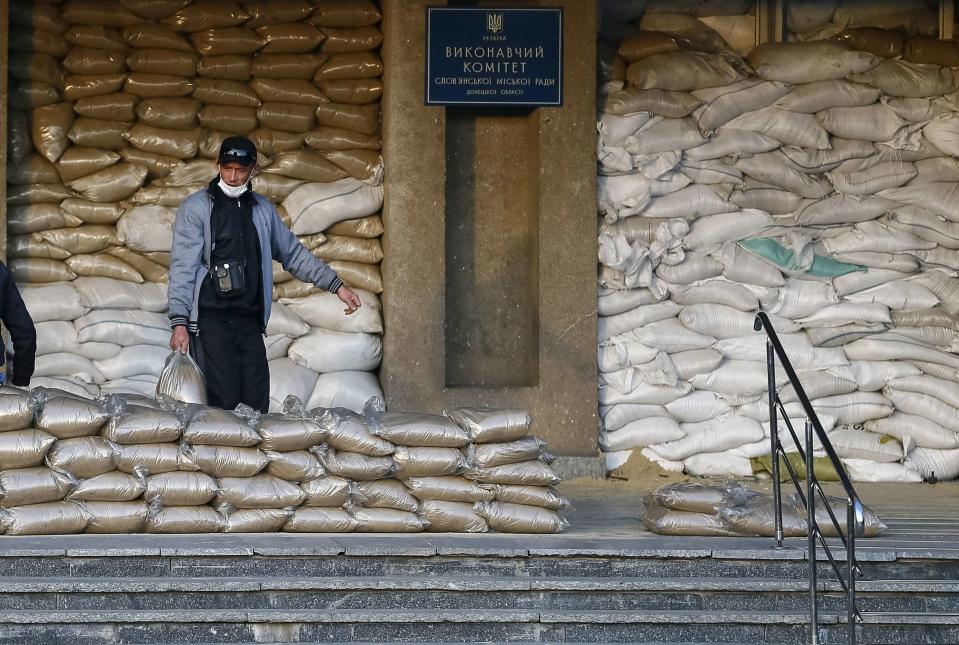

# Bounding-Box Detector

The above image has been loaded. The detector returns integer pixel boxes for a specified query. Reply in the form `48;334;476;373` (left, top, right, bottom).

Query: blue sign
426;7;563;107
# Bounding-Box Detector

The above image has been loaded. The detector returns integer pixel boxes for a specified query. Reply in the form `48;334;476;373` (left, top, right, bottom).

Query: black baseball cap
218;136;257;166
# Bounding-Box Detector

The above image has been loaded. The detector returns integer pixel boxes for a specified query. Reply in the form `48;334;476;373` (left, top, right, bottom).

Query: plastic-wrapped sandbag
31;389;110;439
418;500;487;533
490;485;569;510
402;476;494;503
368;411;469;448
0;467;76;506
315;102;380;134
0;430;56;470
81;500;148;533
474;501;566;534
67;471;146;502
467;437;550;469
300;475;356;506
146;506;225;533
102;399;181;444
0;501;89;535
312;407;394;456
155;351;206;405
265;450;325;482
350;507;427;533
0;387;34;433
245;1;314;27
145;471;218;506
313;446;395;481
32;103;75;164
446;408;531;444
216;474;305;509
45;437;117;479
116;443;185;475
184;444;270;478
174;405;259;447
6;155;62;186
357;479;418;512
221;508;291;533
644;498;735;536
69;163;148;202
191;27;266;56
393;446;466;478
127;49;199;76
254;414;325;452
284;507;356;532
465;460;559;486
651;482;760;514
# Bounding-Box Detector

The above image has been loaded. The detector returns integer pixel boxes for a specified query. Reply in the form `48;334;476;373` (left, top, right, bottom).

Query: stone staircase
0;537;955;643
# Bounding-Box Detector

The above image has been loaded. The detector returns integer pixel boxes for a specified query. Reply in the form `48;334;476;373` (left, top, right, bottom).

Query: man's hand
336;285;362;315
170;326;190;352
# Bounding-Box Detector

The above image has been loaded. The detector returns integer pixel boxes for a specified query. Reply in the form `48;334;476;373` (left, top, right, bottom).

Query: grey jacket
167;187;342;332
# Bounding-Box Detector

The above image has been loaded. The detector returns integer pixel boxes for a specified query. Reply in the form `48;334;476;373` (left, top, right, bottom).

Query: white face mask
218;178;248;198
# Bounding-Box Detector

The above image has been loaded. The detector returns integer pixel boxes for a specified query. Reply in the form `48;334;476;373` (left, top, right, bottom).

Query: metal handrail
754;312;865;645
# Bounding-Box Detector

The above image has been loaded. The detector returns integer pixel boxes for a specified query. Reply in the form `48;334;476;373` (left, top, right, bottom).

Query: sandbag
749;41;877;83
257;102;316;132
283;507;356;532
257;23;325;54
474;501;566;534
45;437;117;479
197;54;254;80
183;444;267;478
32;102;76;163
67;471;146;502
191;27;265;56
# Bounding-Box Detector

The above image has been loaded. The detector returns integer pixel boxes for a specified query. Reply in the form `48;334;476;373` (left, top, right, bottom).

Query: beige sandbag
272;279;318;300
257;23;325;54
310;0;382;28
367;412;467;448
120;148;184;177
9;30;69;57
245;0;313;27
68;117;128;149
627;52;745;91
327;260;382;293
643;498;734;536
222;507;292;532
45;437;117;479
468;437;548;468
134;97;199;130
199;105;258;133
465;460;559;486
120;0;189;20
8;52;63;86
255;415;326;452
402;476;494;503
323;149;381;180
146;251;171;266
474;501;566;533
315;102;380;135
146;506;224;533
68;472;145;502
393;447;466;478
0;502;89;535
10;2;68;33
0;388;36;434
61;198;125;224
57;148;122;183
248;128;306;156
7;183;75;206
6;156;61;186
68;163;148;202
122;22;194;49
284;506;356;531
447;408;531;444
7;111;33;165
351;507;426;532
164;1;249;31
356;479;417;512
158;159;218;186
82;500;148;533
251;53;327;79
191;28;265;56
320;26;383;53
130;184;203;206
251;174;305;202
327;215;383;238
0;467;75;506
192;78;261;106
145;471;217;506
490;484;569;510
8;258;76;283
216;474;306;509
103;401;182;444
315;446;395;481
0;430;56;469
618;31;680;62
265;150;349;182
197;54;253;80
312;408;393;456
196;128;231;158
64;1;143;27
317;79;381;105
300;475;353;506
257;102;316;132
125;73;195;98
834;27;904;59
66;25;129;51
115;442;184;474
264;450;324;481
32;102;76;163
9;81;62;110
250;78;327;105
180;405;259;447
6;237;71;261
64;74;126;100
125;124;201;158
66;255;141;282
315;52;382;81
849;59;958;98
127;49;200;76
420;499;488;532
305;127;383;150
64;48;127;75
184;444;268;477
905;36;959;67
74;93;137;121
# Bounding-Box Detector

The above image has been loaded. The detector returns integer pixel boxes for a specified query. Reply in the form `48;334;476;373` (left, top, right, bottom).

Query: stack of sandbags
596;16;959;483
0;387;566;535
6;0;385;412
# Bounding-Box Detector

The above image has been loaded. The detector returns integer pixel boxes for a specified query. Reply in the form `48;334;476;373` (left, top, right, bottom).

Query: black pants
190;316;269;413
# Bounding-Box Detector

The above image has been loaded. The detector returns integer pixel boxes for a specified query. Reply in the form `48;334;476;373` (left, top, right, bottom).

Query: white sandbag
779;369;858;405
288;328;382;373
305;370;382;414
19;283;86;322
268;358;319;414
884;96;950;123
624;117;705;156
116;205;177;253
888;374;959;409
830;250;919;273
748;41;878;83
664;390;731;423
833;269;914;296
849;360;922;391
693;79;792;132
632;317;715;353
666;279;761;311
598;301;681;342
95;345;169;381
781;138;876;174
34;353;105;384
827;162;917;196
601;87;701;118
280;289;382;334
818;105;907;142
678;160;740;186
769;279;839;319
597;173;651;220
911;158;959;184
626;51;746;91
683;210;773;253
904;447;959;481
670;348;723;380
877;182;959;222
888;208;959;249
600;354;678;392
725;106;830;149
849;59;958;98
713;242;786;288
283;178;384;235
845;338;959;370
866;413;959;450
598;335;658;373
810;392;894;425
796;302;892;328
655;253;723;285
264;302;310;337
736;152;832;198
75;310;171;347
684;451;753;477
597;287;665;317
641;185;733;219
823;220;936;255
775;80;879;113
714;334;848;370
794;194;895;226
601;403;668;433
824;425;902;462
689;360;782;396
651;415;764;461
842;459;923;483
598;381;692;406
845;280;939;311
73;277;168;312
598;112;651;147
922;115;959;157
678;304;793;340
599;417;684;452
684;129;779;161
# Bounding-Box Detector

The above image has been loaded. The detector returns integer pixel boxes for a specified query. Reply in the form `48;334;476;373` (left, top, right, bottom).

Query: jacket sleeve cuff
169;316;189;329
328;277;344;294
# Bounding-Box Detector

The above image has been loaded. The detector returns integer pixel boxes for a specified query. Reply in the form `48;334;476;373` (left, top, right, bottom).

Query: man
0;261;36;387
168;135;361;413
